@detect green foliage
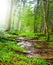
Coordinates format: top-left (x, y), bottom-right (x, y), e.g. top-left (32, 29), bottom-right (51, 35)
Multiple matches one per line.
top-left (9, 30), bottom-right (18, 35)
top-left (17, 61), bottom-right (27, 65)
top-left (0, 51), bottom-right (48, 65)
top-left (39, 36), bottom-right (46, 40)
top-left (19, 32), bottom-right (35, 38)
top-left (0, 45), bottom-right (3, 50)
top-left (32, 57), bottom-right (48, 65)
top-left (0, 31), bottom-right (5, 38)
top-left (20, 5), bottom-right (34, 32)
top-left (0, 0), bottom-right (53, 64)
top-left (0, 41), bottom-right (27, 53)
top-left (47, 42), bottom-right (53, 46)
top-left (0, 39), bottom-right (48, 65)
top-left (0, 31), bottom-right (18, 42)
top-left (50, 35), bottom-right (53, 40)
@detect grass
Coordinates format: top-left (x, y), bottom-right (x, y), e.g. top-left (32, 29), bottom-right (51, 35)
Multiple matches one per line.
top-left (32, 58), bottom-right (48, 65)
top-left (0, 51), bottom-right (48, 65)
top-left (0, 41), bottom-right (28, 53)
top-left (0, 31), bottom-right (50, 65)
top-left (0, 41), bottom-right (48, 65)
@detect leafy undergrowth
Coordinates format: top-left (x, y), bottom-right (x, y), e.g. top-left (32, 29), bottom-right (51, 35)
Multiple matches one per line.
top-left (0, 31), bottom-right (49, 65)
top-left (19, 32), bottom-right (36, 38)
top-left (0, 41), bottom-right (28, 53)
top-left (50, 35), bottom-right (53, 40)
top-left (0, 31), bottom-right (18, 41)
top-left (47, 42), bottom-right (53, 46)
top-left (39, 36), bottom-right (46, 41)
top-left (0, 41), bottom-right (48, 65)
top-left (0, 51), bottom-right (48, 65)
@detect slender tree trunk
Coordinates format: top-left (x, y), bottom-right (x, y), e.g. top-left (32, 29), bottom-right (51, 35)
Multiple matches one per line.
top-left (6, 0), bottom-right (13, 32)
top-left (46, 0), bottom-right (50, 41)
top-left (42, 0), bottom-right (49, 41)
top-left (34, 0), bottom-right (39, 33)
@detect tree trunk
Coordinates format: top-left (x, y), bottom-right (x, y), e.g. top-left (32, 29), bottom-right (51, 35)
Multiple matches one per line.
top-left (34, 0), bottom-right (39, 33)
top-left (6, 0), bottom-right (13, 32)
top-left (42, 0), bottom-right (49, 41)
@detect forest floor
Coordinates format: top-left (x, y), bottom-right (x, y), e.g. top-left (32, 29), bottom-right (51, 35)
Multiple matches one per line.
top-left (0, 33), bottom-right (53, 65)
top-left (16, 37), bottom-right (53, 65)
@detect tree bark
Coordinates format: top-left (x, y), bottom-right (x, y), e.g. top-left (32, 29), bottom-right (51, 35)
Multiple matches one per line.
top-left (42, 0), bottom-right (49, 41)
top-left (34, 0), bottom-right (39, 33)
top-left (6, 0), bottom-right (13, 32)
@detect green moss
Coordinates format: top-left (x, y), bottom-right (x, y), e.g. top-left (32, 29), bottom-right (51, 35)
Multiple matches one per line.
top-left (35, 45), bottom-right (42, 49)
